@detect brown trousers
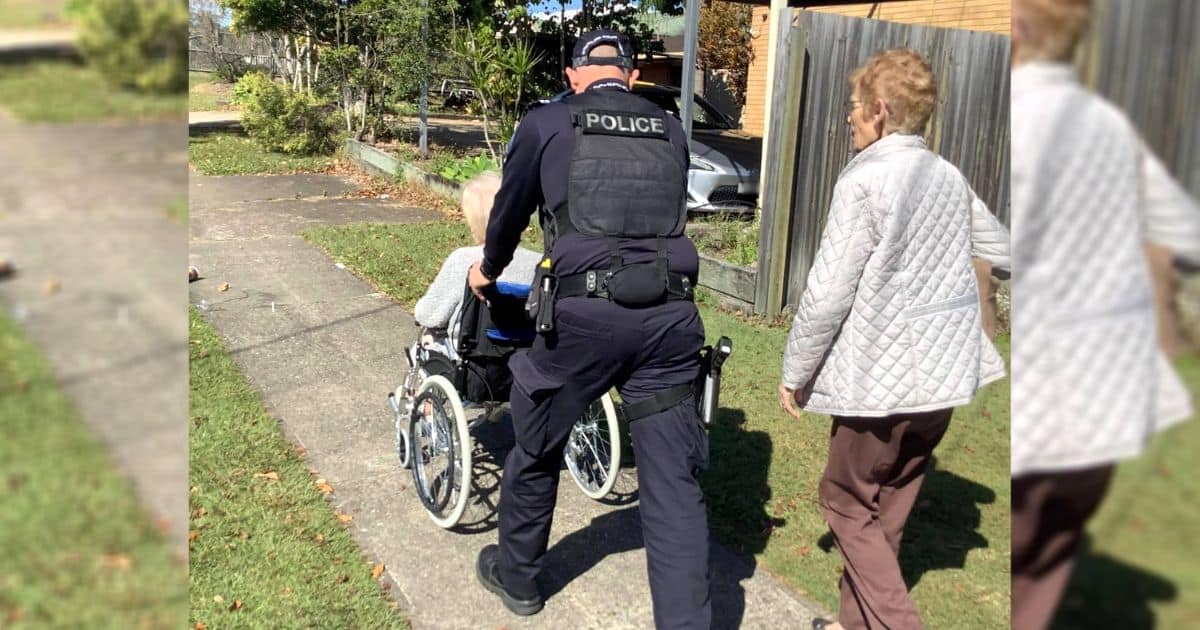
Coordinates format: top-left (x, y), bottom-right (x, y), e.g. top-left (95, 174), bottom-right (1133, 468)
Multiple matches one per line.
top-left (1011, 466), bottom-right (1116, 630)
top-left (818, 409), bottom-right (954, 630)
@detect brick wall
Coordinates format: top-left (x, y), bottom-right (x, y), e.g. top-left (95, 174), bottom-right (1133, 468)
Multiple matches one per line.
top-left (742, 0), bottom-right (1010, 136)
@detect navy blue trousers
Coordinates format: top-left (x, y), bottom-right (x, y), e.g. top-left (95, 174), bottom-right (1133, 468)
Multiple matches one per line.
top-left (498, 297), bottom-right (711, 629)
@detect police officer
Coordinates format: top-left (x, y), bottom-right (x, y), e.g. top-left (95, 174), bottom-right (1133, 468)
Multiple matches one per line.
top-left (468, 29), bottom-right (711, 629)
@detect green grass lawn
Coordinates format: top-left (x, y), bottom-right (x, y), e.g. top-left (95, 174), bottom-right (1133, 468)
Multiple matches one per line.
top-left (0, 61), bottom-right (184, 123)
top-left (189, 132), bottom-right (335, 176)
top-left (1054, 354), bottom-right (1200, 629)
top-left (188, 71), bottom-right (234, 113)
top-left (189, 309), bottom-right (407, 628)
top-left (0, 0), bottom-right (68, 28)
top-left (303, 220), bottom-right (1013, 628)
top-left (0, 311), bottom-right (185, 627)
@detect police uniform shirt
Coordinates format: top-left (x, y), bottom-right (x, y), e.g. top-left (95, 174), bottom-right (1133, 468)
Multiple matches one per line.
top-left (480, 79), bottom-right (701, 282)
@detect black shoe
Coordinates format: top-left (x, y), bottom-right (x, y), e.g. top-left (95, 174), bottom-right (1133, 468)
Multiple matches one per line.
top-left (476, 544), bottom-right (544, 616)
top-left (812, 618), bottom-right (835, 630)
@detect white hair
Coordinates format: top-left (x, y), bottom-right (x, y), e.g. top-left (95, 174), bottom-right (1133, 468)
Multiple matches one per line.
top-left (461, 171), bottom-right (502, 244)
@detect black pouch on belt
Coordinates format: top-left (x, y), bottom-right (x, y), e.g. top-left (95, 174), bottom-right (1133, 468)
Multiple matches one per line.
top-left (606, 263), bottom-right (668, 307)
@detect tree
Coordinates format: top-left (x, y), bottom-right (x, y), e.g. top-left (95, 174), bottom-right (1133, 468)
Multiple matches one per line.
top-left (450, 23), bottom-right (543, 164)
top-left (697, 0), bottom-right (752, 107)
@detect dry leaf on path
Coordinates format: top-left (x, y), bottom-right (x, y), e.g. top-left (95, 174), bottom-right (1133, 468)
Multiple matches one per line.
top-left (317, 482), bottom-right (334, 494)
top-left (99, 553), bottom-right (132, 571)
top-left (371, 563), bottom-right (385, 579)
top-left (43, 278), bottom-right (61, 295)
top-left (218, 282), bottom-right (230, 292)
top-left (336, 513), bottom-right (353, 523)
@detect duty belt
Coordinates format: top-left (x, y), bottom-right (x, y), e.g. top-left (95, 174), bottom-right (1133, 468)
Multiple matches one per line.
top-left (556, 269), bottom-right (695, 303)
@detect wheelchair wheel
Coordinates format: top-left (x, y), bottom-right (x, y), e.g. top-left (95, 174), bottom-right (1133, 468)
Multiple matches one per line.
top-left (565, 392), bottom-right (621, 500)
top-left (409, 375), bottom-right (472, 529)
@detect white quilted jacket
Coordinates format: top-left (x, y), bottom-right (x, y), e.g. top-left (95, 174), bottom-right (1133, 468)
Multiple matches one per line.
top-left (781, 133), bottom-right (1007, 417)
top-left (1011, 63), bottom-right (1194, 477)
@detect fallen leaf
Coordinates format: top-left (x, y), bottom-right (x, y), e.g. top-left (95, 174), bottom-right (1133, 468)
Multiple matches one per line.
top-left (197, 350), bottom-right (209, 359)
top-left (229, 600), bottom-right (243, 612)
top-left (194, 623), bottom-right (206, 630)
top-left (337, 513), bottom-right (353, 523)
top-left (188, 531), bottom-right (201, 542)
top-left (797, 546), bottom-right (811, 557)
top-left (43, 278), bottom-right (61, 295)
top-left (7, 608), bottom-right (23, 623)
top-left (253, 471), bottom-right (280, 481)
top-left (371, 563), bottom-right (385, 579)
top-left (336, 574), bottom-right (350, 584)
top-left (315, 533), bottom-right (325, 544)
top-left (213, 595), bottom-right (224, 604)
top-left (281, 587), bottom-right (293, 596)
top-left (218, 282), bottom-right (230, 292)
top-left (295, 446), bottom-right (307, 457)
top-left (100, 553), bottom-right (132, 571)
top-left (318, 482), bottom-right (334, 494)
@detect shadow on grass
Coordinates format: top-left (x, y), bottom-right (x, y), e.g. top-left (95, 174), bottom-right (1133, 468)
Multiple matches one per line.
top-left (814, 457), bottom-right (996, 589)
top-left (1051, 537), bottom-right (1178, 630)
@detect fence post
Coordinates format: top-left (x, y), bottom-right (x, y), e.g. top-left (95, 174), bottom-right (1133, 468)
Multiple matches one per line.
top-left (755, 11), bottom-right (806, 316)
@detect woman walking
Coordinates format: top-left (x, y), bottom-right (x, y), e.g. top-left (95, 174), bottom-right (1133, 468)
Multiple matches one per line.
top-left (778, 49), bottom-right (1007, 629)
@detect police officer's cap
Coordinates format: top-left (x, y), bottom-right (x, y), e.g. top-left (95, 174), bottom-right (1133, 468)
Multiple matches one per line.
top-left (572, 29), bottom-right (635, 70)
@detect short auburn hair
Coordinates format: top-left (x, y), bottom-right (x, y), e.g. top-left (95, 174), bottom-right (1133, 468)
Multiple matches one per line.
top-left (850, 48), bottom-right (937, 135)
top-left (1013, 0), bottom-right (1091, 63)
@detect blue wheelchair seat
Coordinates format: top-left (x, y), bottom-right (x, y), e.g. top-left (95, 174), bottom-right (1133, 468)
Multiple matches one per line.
top-left (485, 282), bottom-right (536, 344)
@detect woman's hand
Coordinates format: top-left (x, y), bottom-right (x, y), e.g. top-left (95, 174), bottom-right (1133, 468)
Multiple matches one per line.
top-left (779, 383), bottom-right (803, 419)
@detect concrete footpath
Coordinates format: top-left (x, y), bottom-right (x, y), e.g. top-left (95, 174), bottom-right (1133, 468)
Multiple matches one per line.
top-left (0, 118), bottom-right (190, 552)
top-left (188, 171), bottom-right (827, 629)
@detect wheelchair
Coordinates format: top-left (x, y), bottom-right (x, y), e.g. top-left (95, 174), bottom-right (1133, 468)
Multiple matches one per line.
top-left (388, 281), bottom-right (622, 529)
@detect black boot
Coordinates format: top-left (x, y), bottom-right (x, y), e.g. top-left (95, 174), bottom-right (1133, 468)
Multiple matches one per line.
top-left (476, 544), bottom-right (544, 616)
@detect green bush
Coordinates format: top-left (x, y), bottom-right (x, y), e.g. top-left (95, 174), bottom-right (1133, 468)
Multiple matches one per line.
top-left (73, 0), bottom-right (188, 93)
top-left (236, 71), bottom-right (338, 156)
top-left (439, 154), bottom-right (499, 183)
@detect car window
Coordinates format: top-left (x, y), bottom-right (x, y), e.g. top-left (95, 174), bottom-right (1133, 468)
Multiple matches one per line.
top-left (633, 89), bottom-right (731, 130)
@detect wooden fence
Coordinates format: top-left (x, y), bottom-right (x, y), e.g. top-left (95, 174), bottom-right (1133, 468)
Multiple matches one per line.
top-left (1078, 0), bottom-right (1200, 194)
top-left (757, 10), bottom-right (1011, 313)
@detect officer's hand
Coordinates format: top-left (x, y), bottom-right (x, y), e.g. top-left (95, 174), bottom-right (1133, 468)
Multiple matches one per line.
top-left (468, 261), bottom-right (493, 301)
top-left (779, 383), bottom-right (803, 420)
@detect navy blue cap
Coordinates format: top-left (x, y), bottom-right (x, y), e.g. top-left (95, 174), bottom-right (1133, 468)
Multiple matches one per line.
top-left (572, 29), bottom-right (635, 69)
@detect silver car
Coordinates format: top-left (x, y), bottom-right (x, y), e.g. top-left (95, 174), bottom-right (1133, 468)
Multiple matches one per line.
top-left (548, 82), bottom-right (761, 214)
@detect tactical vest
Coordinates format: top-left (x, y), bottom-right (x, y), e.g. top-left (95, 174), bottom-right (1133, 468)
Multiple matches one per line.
top-left (539, 89), bottom-right (693, 309)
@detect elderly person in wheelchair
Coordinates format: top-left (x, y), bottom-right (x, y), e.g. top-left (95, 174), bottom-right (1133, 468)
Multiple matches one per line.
top-left (413, 171), bottom-right (542, 353)
top-left (392, 172), bottom-right (623, 529)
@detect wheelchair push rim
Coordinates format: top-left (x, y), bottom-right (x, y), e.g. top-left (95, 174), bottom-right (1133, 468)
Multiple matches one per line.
top-left (409, 375), bottom-right (473, 529)
top-left (564, 392), bottom-right (621, 500)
